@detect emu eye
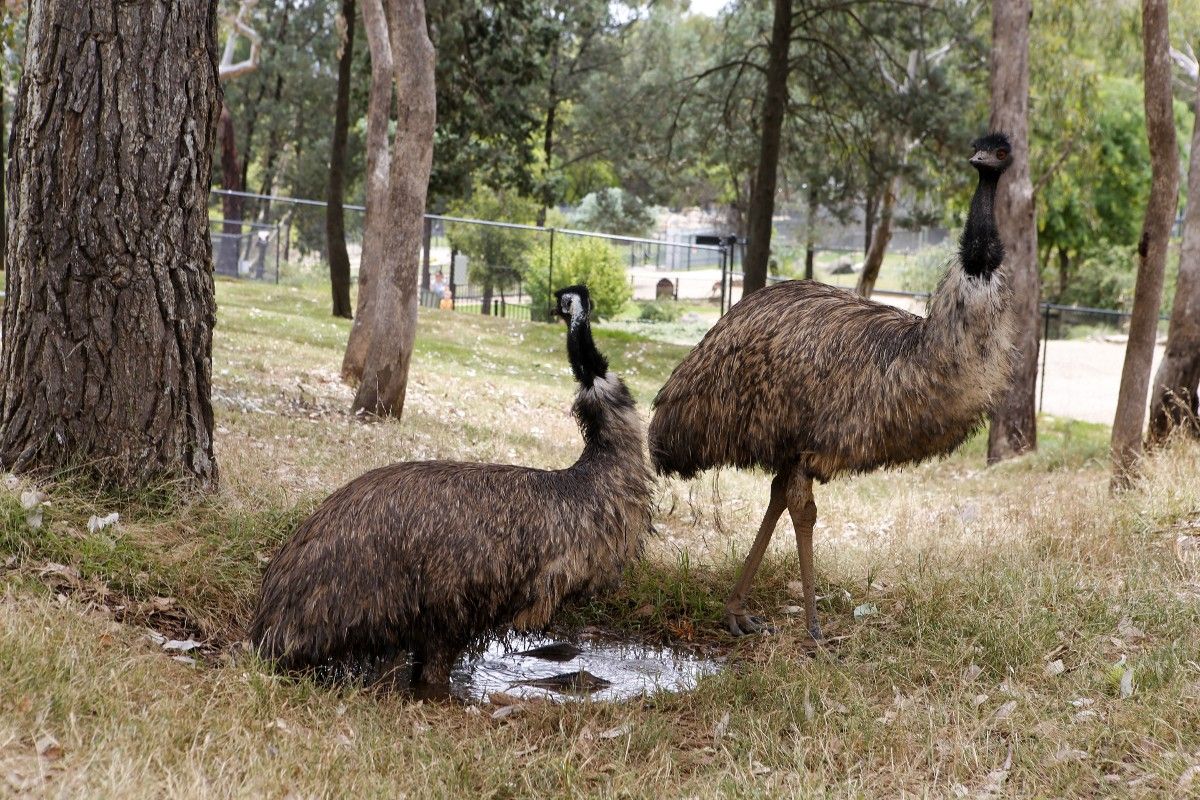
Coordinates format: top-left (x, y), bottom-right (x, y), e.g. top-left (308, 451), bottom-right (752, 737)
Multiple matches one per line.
top-left (996, 148), bottom-right (1008, 160)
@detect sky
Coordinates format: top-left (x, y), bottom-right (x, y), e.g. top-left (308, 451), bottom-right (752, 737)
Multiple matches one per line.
top-left (687, 0), bottom-right (729, 16)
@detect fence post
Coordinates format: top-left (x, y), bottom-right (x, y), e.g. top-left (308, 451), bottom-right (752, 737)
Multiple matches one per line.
top-left (275, 222), bottom-right (281, 284)
top-left (719, 245), bottom-right (728, 316)
top-left (421, 216), bottom-right (432, 292)
top-left (1039, 303), bottom-right (1050, 414)
top-left (547, 228), bottom-right (555, 322)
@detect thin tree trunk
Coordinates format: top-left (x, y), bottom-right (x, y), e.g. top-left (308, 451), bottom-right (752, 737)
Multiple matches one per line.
top-left (0, 0), bottom-right (220, 489)
top-left (536, 47), bottom-right (560, 228)
top-left (325, 0), bottom-right (356, 320)
top-left (342, 0), bottom-right (394, 382)
top-left (855, 175), bottom-right (898, 297)
top-left (741, 0), bottom-right (791, 298)
top-left (481, 282), bottom-right (494, 316)
top-left (1111, 0), bottom-right (1180, 488)
top-left (863, 191), bottom-right (876, 257)
top-left (217, 105), bottom-right (244, 276)
top-left (1, 80), bottom-right (6, 275)
top-left (986, 0), bottom-right (1041, 463)
top-left (804, 183), bottom-right (816, 280)
top-left (351, 0), bottom-right (436, 417)
top-left (1148, 74), bottom-right (1200, 441)
top-left (1056, 247), bottom-right (1070, 301)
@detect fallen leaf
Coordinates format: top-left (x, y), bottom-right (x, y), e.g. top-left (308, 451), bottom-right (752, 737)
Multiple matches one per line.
top-left (962, 664), bottom-right (983, 683)
top-left (780, 605), bottom-right (802, 615)
top-left (1045, 659), bottom-right (1065, 677)
top-left (1069, 697), bottom-right (1094, 708)
top-left (1072, 709), bottom-right (1099, 723)
top-left (488, 691), bottom-right (524, 707)
top-left (750, 760), bottom-right (771, 776)
top-left (1054, 748), bottom-right (1089, 762)
top-left (492, 704), bottom-right (524, 720)
top-left (972, 693), bottom-right (989, 707)
top-left (852, 602), bottom-right (878, 621)
top-left (1120, 668), bottom-right (1134, 699)
top-left (35, 735), bottom-right (62, 760)
top-left (171, 655), bottom-right (198, 666)
top-left (1117, 618), bottom-right (1146, 643)
top-left (162, 639), bottom-right (202, 652)
top-left (713, 711), bottom-right (730, 743)
top-left (20, 490), bottom-right (46, 510)
top-left (87, 512), bottom-right (120, 533)
top-left (599, 723), bottom-right (632, 740)
top-left (1178, 764), bottom-right (1200, 791)
top-left (786, 581), bottom-right (805, 598)
top-left (992, 700), bottom-right (1017, 721)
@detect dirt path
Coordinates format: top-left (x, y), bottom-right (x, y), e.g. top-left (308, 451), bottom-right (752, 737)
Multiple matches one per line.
top-left (1037, 339), bottom-right (1164, 425)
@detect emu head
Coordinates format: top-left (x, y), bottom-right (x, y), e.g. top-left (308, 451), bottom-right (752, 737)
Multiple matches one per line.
top-left (969, 132), bottom-right (1013, 176)
top-left (554, 284), bottom-right (593, 327)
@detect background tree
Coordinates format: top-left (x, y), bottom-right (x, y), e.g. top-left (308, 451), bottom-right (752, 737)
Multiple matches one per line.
top-left (1111, 0), bottom-right (1180, 488)
top-left (325, 0), bottom-right (357, 319)
top-left (0, 0), bottom-right (221, 488)
top-left (445, 189), bottom-right (539, 314)
top-left (569, 188), bottom-right (655, 236)
top-left (986, 0), bottom-right (1040, 462)
top-left (1149, 44), bottom-right (1200, 440)
top-left (352, 0), bottom-right (437, 418)
top-left (342, 0), bottom-right (394, 382)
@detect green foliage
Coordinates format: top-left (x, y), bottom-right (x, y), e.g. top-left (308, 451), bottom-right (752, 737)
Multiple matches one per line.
top-left (525, 235), bottom-right (631, 320)
top-left (637, 300), bottom-right (682, 323)
top-left (446, 188), bottom-right (540, 292)
top-left (898, 243), bottom-right (954, 295)
top-left (569, 188), bottom-right (655, 236)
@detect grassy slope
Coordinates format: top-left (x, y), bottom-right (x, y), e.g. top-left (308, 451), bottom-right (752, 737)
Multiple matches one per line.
top-left (1, 278), bottom-right (1199, 798)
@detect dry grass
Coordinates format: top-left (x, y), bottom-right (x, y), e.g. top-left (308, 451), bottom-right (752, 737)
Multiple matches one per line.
top-left (2, 278), bottom-right (1199, 798)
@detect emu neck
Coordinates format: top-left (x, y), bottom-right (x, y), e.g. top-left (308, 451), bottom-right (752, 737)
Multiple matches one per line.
top-left (566, 312), bottom-right (608, 387)
top-left (959, 171), bottom-right (1002, 278)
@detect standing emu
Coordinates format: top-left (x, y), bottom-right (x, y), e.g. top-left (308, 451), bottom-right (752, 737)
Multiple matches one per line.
top-left (648, 134), bottom-right (1015, 640)
top-left (250, 285), bottom-right (651, 691)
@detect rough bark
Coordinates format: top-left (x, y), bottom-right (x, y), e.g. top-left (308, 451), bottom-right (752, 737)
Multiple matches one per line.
top-left (1111, 0), bottom-right (1180, 488)
top-left (986, 0), bottom-right (1041, 463)
top-left (1148, 73), bottom-right (1200, 440)
top-left (741, 0), bottom-right (791, 298)
top-left (342, 0), bottom-right (394, 381)
top-left (325, 0), bottom-right (356, 320)
top-left (1, 83), bottom-right (6, 275)
top-left (0, 0), bottom-right (221, 488)
top-left (217, 104), bottom-right (244, 276)
top-left (351, 0), bottom-right (436, 417)
top-left (855, 175), bottom-right (898, 298)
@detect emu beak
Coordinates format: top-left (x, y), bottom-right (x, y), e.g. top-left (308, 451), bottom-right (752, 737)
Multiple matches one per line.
top-left (969, 151), bottom-right (986, 166)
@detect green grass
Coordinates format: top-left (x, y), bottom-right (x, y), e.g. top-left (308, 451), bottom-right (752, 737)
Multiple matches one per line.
top-left (2, 278), bottom-right (1199, 798)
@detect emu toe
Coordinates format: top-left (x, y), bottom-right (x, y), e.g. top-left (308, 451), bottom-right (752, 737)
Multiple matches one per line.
top-left (807, 619), bottom-right (823, 642)
top-left (726, 610), bottom-right (775, 637)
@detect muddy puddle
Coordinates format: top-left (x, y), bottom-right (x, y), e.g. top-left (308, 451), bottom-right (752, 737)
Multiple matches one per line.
top-left (451, 634), bottom-right (723, 703)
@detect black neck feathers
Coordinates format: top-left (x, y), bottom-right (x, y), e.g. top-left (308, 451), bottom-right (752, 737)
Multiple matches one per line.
top-left (959, 172), bottom-right (1003, 278)
top-left (555, 285), bottom-right (609, 387)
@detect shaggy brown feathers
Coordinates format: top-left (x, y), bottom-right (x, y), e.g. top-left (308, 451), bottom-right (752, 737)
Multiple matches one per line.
top-left (250, 286), bottom-right (651, 688)
top-left (649, 267), bottom-right (1014, 482)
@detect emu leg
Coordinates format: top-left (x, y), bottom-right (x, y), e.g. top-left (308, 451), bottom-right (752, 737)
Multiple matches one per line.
top-left (411, 644), bottom-right (457, 700)
top-left (786, 472), bottom-right (821, 640)
top-left (725, 472), bottom-right (789, 636)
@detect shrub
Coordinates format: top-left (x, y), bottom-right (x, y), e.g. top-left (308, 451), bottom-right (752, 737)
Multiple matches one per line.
top-left (569, 188), bottom-right (655, 237)
top-left (526, 236), bottom-right (631, 320)
top-left (638, 300), bottom-right (682, 323)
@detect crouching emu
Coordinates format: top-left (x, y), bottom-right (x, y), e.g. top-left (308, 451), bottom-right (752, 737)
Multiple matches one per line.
top-left (249, 285), bottom-right (652, 691)
top-left (648, 133), bottom-right (1016, 640)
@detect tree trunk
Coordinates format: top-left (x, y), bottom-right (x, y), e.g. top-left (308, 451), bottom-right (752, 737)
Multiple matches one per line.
top-left (741, 0), bottom-right (791, 298)
top-left (855, 175), bottom-right (897, 297)
top-left (1, 80), bottom-right (6, 275)
top-left (863, 191), bottom-right (876, 257)
top-left (986, 0), bottom-right (1041, 463)
top-left (481, 282), bottom-right (494, 316)
top-left (217, 105), bottom-right (244, 276)
top-left (1056, 247), bottom-right (1070, 302)
top-left (0, 0), bottom-right (220, 489)
top-left (1111, 0), bottom-right (1180, 488)
top-left (1147, 73), bottom-right (1200, 441)
top-left (804, 184), bottom-right (816, 280)
top-left (351, 0), bottom-right (436, 417)
top-left (536, 46), bottom-right (560, 228)
top-left (325, 0), bottom-right (356, 320)
top-left (342, 0), bottom-right (394, 382)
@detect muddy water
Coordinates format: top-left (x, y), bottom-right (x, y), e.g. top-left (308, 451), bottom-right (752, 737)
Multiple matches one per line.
top-left (450, 633), bottom-right (722, 703)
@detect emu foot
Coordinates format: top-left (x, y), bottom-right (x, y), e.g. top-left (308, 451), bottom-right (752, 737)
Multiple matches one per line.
top-left (726, 608), bottom-right (774, 637)
top-left (807, 619), bottom-right (823, 642)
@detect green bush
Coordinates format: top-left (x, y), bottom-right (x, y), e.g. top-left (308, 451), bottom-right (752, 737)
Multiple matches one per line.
top-left (526, 236), bottom-right (632, 320)
top-left (570, 188), bottom-right (655, 237)
top-left (638, 300), bottom-right (682, 322)
top-left (898, 243), bottom-right (953, 294)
